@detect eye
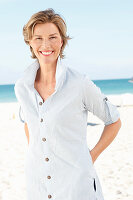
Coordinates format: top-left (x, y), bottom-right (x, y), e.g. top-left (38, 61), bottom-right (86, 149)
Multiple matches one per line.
top-left (36, 37), bottom-right (42, 40)
top-left (50, 36), bottom-right (56, 39)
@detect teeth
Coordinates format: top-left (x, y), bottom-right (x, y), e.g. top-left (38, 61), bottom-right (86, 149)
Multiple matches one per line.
top-left (41, 51), bottom-right (53, 55)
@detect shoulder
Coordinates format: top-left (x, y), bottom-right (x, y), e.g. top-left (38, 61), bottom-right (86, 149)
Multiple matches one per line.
top-left (14, 77), bottom-right (25, 94)
top-left (66, 65), bottom-right (83, 82)
top-left (14, 78), bottom-right (23, 90)
top-left (65, 64), bottom-right (101, 98)
top-left (14, 60), bottom-right (37, 91)
top-left (66, 65), bottom-right (93, 87)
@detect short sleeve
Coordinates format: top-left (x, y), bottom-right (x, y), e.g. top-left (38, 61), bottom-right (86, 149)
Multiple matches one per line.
top-left (19, 106), bottom-right (25, 123)
top-left (82, 75), bottom-right (120, 125)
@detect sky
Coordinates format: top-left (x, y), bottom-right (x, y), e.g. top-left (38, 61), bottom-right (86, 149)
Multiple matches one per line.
top-left (0, 0), bottom-right (133, 84)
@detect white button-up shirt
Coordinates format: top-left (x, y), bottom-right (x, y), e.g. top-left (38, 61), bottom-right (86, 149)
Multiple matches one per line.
top-left (14, 57), bottom-right (120, 200)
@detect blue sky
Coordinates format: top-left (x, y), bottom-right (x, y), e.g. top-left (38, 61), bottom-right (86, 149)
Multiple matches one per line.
top-left (0, 0), bottom-right (133, 84)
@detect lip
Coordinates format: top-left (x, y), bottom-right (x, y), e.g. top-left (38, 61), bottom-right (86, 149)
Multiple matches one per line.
top-left (40, 51), bottom-right (54, 56)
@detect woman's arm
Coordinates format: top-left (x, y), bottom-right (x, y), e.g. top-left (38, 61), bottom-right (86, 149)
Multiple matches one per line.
top-left (24, 123), bottom-right (29, 145)
top-left (90, 118), bottom-right (122, 163)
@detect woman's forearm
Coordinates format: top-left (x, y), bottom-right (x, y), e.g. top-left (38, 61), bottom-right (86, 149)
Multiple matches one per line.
top-left (90, 118), bottom-right (122, 163)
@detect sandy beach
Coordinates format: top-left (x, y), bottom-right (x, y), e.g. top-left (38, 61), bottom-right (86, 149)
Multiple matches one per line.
top-left (0, 94), bottom-right (133, 200)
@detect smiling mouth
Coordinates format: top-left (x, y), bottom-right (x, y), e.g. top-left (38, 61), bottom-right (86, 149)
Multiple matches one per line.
top-left (40, 51), bottom-right (54, 56)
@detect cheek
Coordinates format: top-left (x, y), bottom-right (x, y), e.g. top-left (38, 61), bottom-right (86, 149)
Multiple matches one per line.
top-left (31, 43), bottom-right (38, 51)
top-left (53, 41), bottom-right (62, 50)
top-left (32, 44), bottom-right (39, 50)
top-left (31, 44), bottom-right (40, 57)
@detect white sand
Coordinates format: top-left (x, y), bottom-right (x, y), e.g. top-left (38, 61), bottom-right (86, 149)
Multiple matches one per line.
top-left (0, 94), bottom-right (133, 200)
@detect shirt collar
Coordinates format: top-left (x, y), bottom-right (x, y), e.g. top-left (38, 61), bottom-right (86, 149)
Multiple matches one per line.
top-left (23, 56), bottom-right (67, 92)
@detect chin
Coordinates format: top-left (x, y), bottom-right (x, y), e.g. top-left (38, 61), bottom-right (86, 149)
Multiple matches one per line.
top-left (39, 57), bottom-right (57, 64)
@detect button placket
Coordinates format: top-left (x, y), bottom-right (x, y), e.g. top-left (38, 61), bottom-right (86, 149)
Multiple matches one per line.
top-left (35, 93), bottom-right (54, 198)
top-left (38, 96), bottom-right (44, 123)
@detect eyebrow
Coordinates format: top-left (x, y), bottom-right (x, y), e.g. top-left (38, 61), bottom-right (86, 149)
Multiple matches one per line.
top-left (33, 33), bottom-right (58, 37)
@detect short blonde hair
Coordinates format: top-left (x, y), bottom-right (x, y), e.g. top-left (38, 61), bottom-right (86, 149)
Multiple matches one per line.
top-left (23, 8), bottom-right (72, 59)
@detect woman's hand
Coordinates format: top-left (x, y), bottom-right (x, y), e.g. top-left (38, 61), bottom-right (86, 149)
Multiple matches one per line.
top-left (89, 149), bottom-right (97, 164)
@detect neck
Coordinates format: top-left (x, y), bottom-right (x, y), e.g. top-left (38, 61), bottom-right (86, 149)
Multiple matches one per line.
top-left (36, 59), bottom-right (58, 85)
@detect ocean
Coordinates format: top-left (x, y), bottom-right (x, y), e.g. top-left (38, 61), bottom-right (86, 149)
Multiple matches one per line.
top-left (0, 78), bottom-right (132, 103)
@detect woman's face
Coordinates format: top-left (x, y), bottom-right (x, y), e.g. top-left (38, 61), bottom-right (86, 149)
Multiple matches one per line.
top-left (29, 22), bottom-right (63, 64)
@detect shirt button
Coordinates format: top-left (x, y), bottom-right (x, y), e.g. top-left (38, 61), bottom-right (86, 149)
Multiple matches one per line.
top-left (47, 175), bottom-right (51, 179)
top-left (39, 102), bottom-right (43, 105)
top-left (40, 118), bottom-right (43, 122)
top-left (48, 194), bottom-right (52, 198)
top-left (45, 157), bottom-right (49, 162)
top-left (42, 137), bottom-right (46, 142)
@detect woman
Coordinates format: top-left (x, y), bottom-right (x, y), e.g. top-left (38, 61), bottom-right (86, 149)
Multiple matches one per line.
top-left (14, 8), bottom-right (121, 200)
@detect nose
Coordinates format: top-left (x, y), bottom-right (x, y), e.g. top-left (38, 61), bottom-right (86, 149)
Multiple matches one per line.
top-left (41, 39), bottom-right (51, 48)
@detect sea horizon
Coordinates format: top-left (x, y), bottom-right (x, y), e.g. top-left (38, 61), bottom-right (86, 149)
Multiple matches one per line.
top-left (0, 78), bottom-right (132, 103)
